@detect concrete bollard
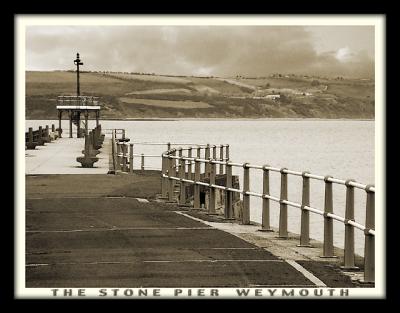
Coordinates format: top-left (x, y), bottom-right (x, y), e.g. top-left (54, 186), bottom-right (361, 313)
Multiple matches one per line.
top-left (242, 163), bottom-right (251, 225)
top-left (278, 168), bottom-right (288, 238)
top-left (219, 145), bottom-right (224, 174)
top-left (141, 154), bottom-right (145, 172)
top-left (44, 125), bottom-right (51, 142)
top-left (342, 179), bottom-right (359, 269)
top-left (363, 185), bottom-right (375, 283)
top-left (224, 162), bottom-right (233, 219)
top-left (129, 144), bottom-right (134, 173)
top-left (179, 157), bottom-right (186, 206)
top-left (194, 158), bottom-right (201, 209)
top-left (81, 131), bottom-right (100, 157)
top-left (208, 160), bottom-right (216, 214)
top-left (321, 176), bottom-right (336, 257)
top-left (298, 171), bottom-right (312, 246)
top-left (259, 165), bottom-right (272, 231)
top-left (76, 134), bottom-right (99, 168)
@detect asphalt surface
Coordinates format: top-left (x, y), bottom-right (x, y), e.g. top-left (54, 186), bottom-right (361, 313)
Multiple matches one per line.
top-left (26, 173), bottom-right (318, 288)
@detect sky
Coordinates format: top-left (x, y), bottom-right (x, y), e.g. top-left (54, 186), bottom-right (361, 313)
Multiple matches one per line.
top-left (26, 25), bottom-right (375, 78)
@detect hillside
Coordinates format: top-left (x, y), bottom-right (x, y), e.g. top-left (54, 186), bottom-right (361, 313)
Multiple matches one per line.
top-left (25, 71), bottom-right (375, 119)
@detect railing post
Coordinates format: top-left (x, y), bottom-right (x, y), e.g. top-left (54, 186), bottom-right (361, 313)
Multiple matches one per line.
top-left (298, 171), bottom-right (312, 246)
top-left (224, 162), bottom-right (233, 219)
top-left (342, 179), bottom-right (359, 269)
top-left (168, 151), bottom-right (175, 202)
top-left (242, 163), bottom-right (250, 225)
top-left (363, 185), bottom-right (375, 283)
top-left (219, 145), bottom-right (224, 174)
top-left (167, 142), bottom-right (171, 151)
top-left (205, 144), bottom-right (210, 177)
top-left (278, 168), bottom-right (288, 238)
top-left (259, 165), bottom-right (272, 231)
top-left (212, 145), bottom-right (217, 161)
top-left (129, 143), bottom-right (134, 173)
top-left (188, 147), bottom-right (193, 180)
top-left (122, 129), bottom-right (126, 140)
top-left (179, 154), bottom-right (187, 206)
top-left (161, 153), bottom-right (168, 198)
top-left (197, 146), bottom-right (201, 177)
top-left (321, 176), bottom-right (337, 257)
top-left (141, 154), bottom-right (145, 172)
top-left (116, 142), bottom-right (122, 171)
top-left (225, 144), bottom-right (230, 162)
top-left (208, 160), bottom-right (216, 214)
top-left (194, 158), bottom-right (201, 209)
top-left (122, 143), bottom-right (127, 172)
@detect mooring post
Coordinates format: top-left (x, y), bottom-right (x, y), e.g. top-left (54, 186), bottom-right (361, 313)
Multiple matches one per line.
top-left (278, 168), bottom-right (288, 238)
top-left (194, 158), bottom-right (201, 209)
top-left (219, 145), bottom-right (224, 174)
top-left (363, 185), bottom-right (375, 283)
top-left (208, 159), bottom-right (216, 214)
top-left (84, 111), bottom-right (89, 136)
top-left (179, 155), bottom-right (186, 206)
top-left (205, 144), bottom-right (210, 177)
top-left (259, 165), bottom-right (272, 231)
top-left (298, 171), bottom-right (312, 246)
top-left (342, 179), bottom-right (359, 269)
top-left (224, 162), bottom-right (233, 219)
top-left (322, 176), bottom-right (336, 257)
top-left (242, 163), bottom-right (251, 225)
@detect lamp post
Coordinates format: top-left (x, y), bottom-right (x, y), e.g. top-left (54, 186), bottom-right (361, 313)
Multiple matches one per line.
top-left (74, 53), bottom-right (83, 97)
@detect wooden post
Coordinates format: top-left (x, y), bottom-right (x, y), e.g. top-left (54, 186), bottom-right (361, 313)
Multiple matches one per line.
top-left (58, 110), bottom-right (62, 138)
top-left (141, 154), bottom-right (145, 172)
top-left (168, 151), bottom-right (175, 202)
top-left (342, 179), bottom-right (359, 269)
top-left (69, 111), bottom-right (73, 138)
top-left (321, 176), bottom-right (336, 257)
top-left (194, 158), bottom-right (201, 209)
top-left (259, 165), bottom-right (272, 231)
top-left (179, 156), bottom-right (186, 206)
top-left (208, 160), bottom-right (216, 214)
top-left (129, 144), bottom-right (134, 173)
top-left (298, 171), bottom-right (312, 246)
top-left (224, 162), bottom-right (233, 219)
top-left (205, 144), bottom-right (210, 177)
top-left (188, 147), bottom-right (193, 180)
top-left (278, 168), bottom-right (288, 238)
top-left (363, 185), bottom-right (375, 283)
top-left (242, 163), bottom-right (250, 225)
top-left (219, 145), bottom-right (224, 174)
top-left (122, 144), bottom-right (127, 172)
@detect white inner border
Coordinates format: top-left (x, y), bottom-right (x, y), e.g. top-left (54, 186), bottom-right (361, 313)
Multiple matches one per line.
top-left (15, 14), bottom-right (385, 299)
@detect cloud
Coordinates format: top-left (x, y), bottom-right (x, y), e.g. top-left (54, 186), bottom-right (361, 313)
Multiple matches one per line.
top-left (26, 26), bottom-right (374, 78)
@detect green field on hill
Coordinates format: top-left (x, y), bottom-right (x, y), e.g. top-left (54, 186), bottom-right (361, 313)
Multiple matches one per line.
top-left (25, 71), bottom-right (375, 119)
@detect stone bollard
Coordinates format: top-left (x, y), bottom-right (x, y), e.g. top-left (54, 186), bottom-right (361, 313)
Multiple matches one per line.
top-left (77, 133), bottom-right (99, 168)
top-left (81, 131), bottom-right (100, 157)
top-left (26, 127), bottom-right (38, 150)
top-left (37, 126), bottom-right (45, 146)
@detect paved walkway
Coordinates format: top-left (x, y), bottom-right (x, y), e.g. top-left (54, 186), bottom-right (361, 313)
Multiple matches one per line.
top-left (25, 137), bottom-right (110, 175)
top-left (25, 173), bottom-right (361, 288)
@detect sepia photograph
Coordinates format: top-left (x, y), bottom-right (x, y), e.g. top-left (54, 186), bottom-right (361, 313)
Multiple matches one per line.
top-left (16, 14), bottom-right (384, 298)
